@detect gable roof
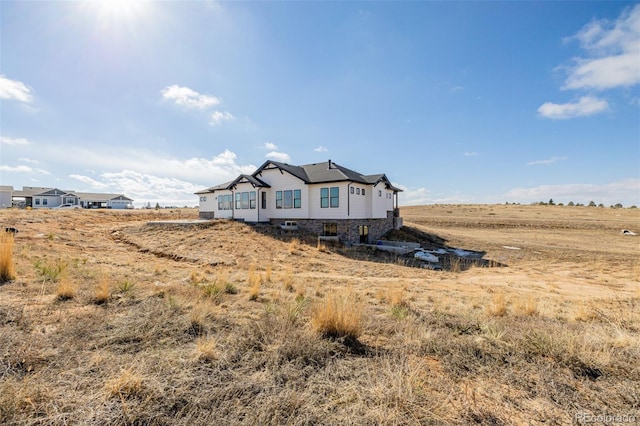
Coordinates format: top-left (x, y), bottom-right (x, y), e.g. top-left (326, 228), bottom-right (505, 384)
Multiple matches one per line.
top-left (254, 160), bottom-right (403, 191)
top-left (195, 174), bottom-right (271, 195)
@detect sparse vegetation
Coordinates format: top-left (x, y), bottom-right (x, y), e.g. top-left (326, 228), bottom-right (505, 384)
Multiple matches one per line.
top-left (0, 206), bottom-right (638, 424)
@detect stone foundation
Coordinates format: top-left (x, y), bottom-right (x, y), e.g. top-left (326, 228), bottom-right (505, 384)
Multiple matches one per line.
top-left (199, 211), bottom-right (215, 219)
top-left (269, 211), bottom-right (395, 244)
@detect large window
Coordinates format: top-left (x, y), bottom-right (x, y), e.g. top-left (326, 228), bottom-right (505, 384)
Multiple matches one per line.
top-left (323, 223), bottom-right (337, 236)
top-left (218, 194), bottom-right (232, 210)
top-left (233, 191), bottom-right (256, 210)
top-left (277, 189), bottom-right (301, 209)
top-left (321, 187), bottom-right (339, 208)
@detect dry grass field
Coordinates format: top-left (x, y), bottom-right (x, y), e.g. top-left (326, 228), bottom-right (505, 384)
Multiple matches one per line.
top-left (1, 205), bottom-right (638, 425)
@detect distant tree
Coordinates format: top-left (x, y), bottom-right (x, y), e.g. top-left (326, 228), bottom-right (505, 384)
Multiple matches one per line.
top-left (557, 202), bottom-right (564, 206)
top-left (630, 205), bottom-right (638, 209)
top-left (588, 201), bottom-right (596, 207)
top-left (614, 203), bottom-right (623, 209)
top-left (576, 203), bottom-right (584, 206)
top-left (568, 201), bottom-right (575, 206)
top-left (598, 203), bottom-right (605, 208)
top-left (155, 202), bottom-right (160, 210)
top-left (548, 199), bottom-right (555, 205)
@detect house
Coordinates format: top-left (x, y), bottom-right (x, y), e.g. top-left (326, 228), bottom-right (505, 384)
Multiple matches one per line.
top-left (7, 186), bottom-right (134, 209)
top-left (195, 159), bottom-right (403, 243)
top-left (0, 186), bottom-right (13, 209)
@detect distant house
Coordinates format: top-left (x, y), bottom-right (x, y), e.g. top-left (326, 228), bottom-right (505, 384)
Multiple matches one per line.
top-left (195, 159), bottom-right (403, 243)
top-left (0, 186), bottom-right (13, 209)
top-left (7, 186), bottom-right (134, 209)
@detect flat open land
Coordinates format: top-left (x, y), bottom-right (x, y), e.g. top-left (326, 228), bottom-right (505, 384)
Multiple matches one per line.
top-left (1, 205), bottom-right (639, 425)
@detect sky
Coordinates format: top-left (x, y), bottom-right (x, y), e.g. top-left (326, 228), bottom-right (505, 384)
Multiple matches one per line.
top-left (1, 1), bottom-right (639, 207)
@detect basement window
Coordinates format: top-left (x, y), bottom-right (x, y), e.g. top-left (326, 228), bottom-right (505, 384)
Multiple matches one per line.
top-left (323, 222), bottom-right (337, 237)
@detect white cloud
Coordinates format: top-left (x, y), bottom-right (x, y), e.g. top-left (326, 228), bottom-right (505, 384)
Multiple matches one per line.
top-left (526, 156), bottom-right (566, 166)
top-left (266, 151), bottom-right (291, 163)
top-left (19, 157), bottom-right (39, 164)
top-left (450, 86), bottom-right (464, 92)
top-left (538, 96), bottom-right (609, 119)
top-left (395, 183), bottom-right (473, 206)
top-left (0, 136), bottom-right (30, 145)
top-left (161, 85), bottom-right (220, 109)
top-left (263, 142), bottom-right (278, 150)
top-left (504, 179), bottom-right (640, 206)
top-left (0, 75), bottom-right (33, 103)
top-left (0, 164), bottom-right (49, 175)
top-left (69, 174), bottom-right (110, 189)
top-left (563, 4), bottom-right (640, 90)
top-left (314, 145), bottom-right (328, 153)
top-left (464, 152), bottom-right (479, 157)
top-left (209, 111), bottom-right (234, 126)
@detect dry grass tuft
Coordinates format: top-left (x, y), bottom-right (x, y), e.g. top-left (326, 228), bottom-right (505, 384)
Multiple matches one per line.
top-left (486, 292), bottom-right (507, 317)
top-left (94, 275), bottom-right (110, 304)
top-left (282, 266), bottom-right (294, 292)
top-left (264, 264), bottom-right (272, 282)
top-left (105, 369), bottom-right (144, 399)
top-left (0, 232), bottom-right (16, 283)
top-left (311, 291), bottom-right (363, 339)
top-left (288, 238), bottom-right (300, 255)
top-left (196, 336), bottom-right (219, 362)
top-left (513, 295), bottom-right (538, 316)
top-left (56, 277), bottom-right (76, 300)
top-left (248, 264), bottom-right (261, 300)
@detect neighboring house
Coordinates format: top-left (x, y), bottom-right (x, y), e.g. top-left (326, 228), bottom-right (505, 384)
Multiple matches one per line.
top-left (0, 186), bottom-right (13, 209)
top-left (196, 159), bottom-right (403, 243)
top-left (7, 186), bottom-right (134, 209)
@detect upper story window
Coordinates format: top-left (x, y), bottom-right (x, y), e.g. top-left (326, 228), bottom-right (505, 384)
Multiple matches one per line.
top-left (378, 190), bottom-right (382, 197)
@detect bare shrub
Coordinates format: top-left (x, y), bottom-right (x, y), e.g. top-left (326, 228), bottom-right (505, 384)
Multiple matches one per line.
top-left (486, 292), bottom-right (507, 317)
top-left (105, 369), bottom-right (144, 399)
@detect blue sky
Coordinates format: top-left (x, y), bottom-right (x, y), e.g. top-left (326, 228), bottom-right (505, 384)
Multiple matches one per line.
top-left (1, 1), bottom-right (639, 207)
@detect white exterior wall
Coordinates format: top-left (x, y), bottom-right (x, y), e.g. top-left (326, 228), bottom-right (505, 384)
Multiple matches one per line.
top-left (371, 182), bottom-right (394, 218)
top-left (33, 195), bottom-right (63, 209)
top-left (0, 191), bottom-right (12, 209)
top-left (308, 182), bottom-right (350, 219)
top-left (257, 169), bottom-right (309, 220)
top-left (346, 183), bottom-right (371, 219)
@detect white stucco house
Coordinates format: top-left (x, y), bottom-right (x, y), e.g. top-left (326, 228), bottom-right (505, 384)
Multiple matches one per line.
top-left (7, 186), bottom-right (134, 209)
top-left (195, 159), bottom-right (403, 243)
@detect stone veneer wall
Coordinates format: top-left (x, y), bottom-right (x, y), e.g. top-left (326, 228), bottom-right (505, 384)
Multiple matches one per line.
top-left (269, 211), bottom-right (395, 244)
top-left (199, 211), bottom-right (216, 219)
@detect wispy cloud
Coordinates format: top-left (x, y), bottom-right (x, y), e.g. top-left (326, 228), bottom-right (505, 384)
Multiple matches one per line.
top-left (0, 164), bottom-right (49, 175)
top-left (314, 145), bottom-right (328, 153)
top-left (209, 111), bottom-right (234, 126)
top-left (563, 4), bottom-right (640, 90)
top-left (161, 85), bottom-right (220, 109)
top-left (69, 174), bottom-right (110, 189)
top-left (0, 75), bottom-right (33, 103)
top-left (464, 151), bottom-right (479, 157)
top-left (538, 96), bottom-right (609, 119)
top-left (450, 85), bottom-right (464, 92)
top-left (539, 5), bottom-right (639, 118)
top-left (526, 156), bottom-right (567, 166)
top-left (19, 157), bottom-right (39, 164)
top-left (0, 136), bottom-right (30, 145)
top-left (266, 151), bottom-right (291, 163)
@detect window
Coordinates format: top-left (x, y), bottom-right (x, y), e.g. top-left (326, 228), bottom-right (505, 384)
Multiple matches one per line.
top-left (323, 223), bottom-right (337, 236)
top-left (276, 191), bottom-right (283, 209)
top-left (330, 187), bottom-right (339, 208)
top-left (235, 193), bottom-right (242, 210)
top-left (35, 198), bottom-right (41, 205)
top-left (242, 192), bottom-right (249, 209)
top-left (200, 196), bottom-right (207, 202)
top-left (43, 198), bottom-right (48, 206)
top-left (320, 188), bottom-right (329, 208)
top-left (283, 190), bottom-right (293, 209)
top-left (350, 187), bottom-right (354, 194)
top-left (356, 188), bottom-right (360, 195)
top-left (218, 194), bottom-right (232, 210)
top-left (261, 192), bottom-right (267, 209)
top-left (378, 190), bottom-right (382, 197)
top-left (362, 189), bottom-right (365, 196)
top-left (250, 191), bottom-right (256, 209)
top-left (294, 190), bottom-right (301, 208)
